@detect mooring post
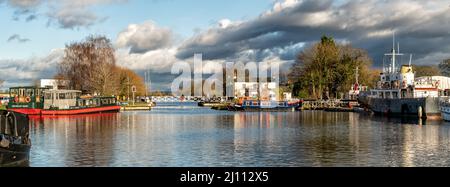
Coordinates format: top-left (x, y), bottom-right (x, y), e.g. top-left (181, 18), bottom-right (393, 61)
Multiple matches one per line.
top-left (418, 106), bottom-right (423, 119)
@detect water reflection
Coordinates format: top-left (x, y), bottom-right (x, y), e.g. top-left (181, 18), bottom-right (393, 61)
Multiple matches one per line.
top-left (28, 106), bottom-right (450, 167)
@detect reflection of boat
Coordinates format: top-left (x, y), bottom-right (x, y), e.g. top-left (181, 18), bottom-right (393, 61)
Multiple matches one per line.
top-left (0, 110), bottom-right (31, 167)
top-left (7, 87), bottom-right (121, 116)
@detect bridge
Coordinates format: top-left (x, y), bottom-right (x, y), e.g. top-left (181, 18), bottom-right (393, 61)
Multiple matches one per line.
top-left (150, 96), bottom-right (226, 103)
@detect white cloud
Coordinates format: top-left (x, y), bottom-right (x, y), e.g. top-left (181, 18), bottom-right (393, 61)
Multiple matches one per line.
top-left (116, 21), bottom-right (173, 54)
top-left (115, 48), bottom-right (179, 72)
top-left (0, 48), bottom-right (64, 87)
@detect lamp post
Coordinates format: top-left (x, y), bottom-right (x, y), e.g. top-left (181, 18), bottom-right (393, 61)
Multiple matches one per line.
top-left (131, 85), bottom-right (136, 106)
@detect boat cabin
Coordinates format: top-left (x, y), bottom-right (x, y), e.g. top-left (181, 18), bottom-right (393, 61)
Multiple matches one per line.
top-left (369, 63), bottom-right (441, 99)
top-left (8, 87), bottom-right (118, 110)
top-left (43, 90), bottom-right (81, 110)
top-left (43, 90), bottom-right (118, 110)
top-left (242, 100), bottom-right (290, 109)
top-left (8, 87), bottom-right (48, 109)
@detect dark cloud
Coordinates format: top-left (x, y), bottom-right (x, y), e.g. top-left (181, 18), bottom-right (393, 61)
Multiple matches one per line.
top-left (1, 0), bottom-right (127, 29)
top-left (5, 0), bottom-right (42, 9)
top-left (46, 8), bottom-right (100, 29)
top-left (7, 34), bottom-right (31, 43)
top-left (3, 0), bottom-right (41, 22)
top-left (25, 14), bottom-right (37, 21)
top-left (177, 0), bottom-right (450, 66)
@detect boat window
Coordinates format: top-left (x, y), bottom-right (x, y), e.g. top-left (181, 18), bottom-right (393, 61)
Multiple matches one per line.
top-left (393, 92), bottom-right (398, 99)
top-left (59, 93), bottom-right (66, 99)
top-left (19, 89), bottom-right (24, 97)
top-left (26, 89), bottom-right (35, 97)
top-left (10, 89), bottom-right (18, 98)
top-left (386, 92), bottom-right (391, 99)
top-left (45, 93), bottom-right (51, 100)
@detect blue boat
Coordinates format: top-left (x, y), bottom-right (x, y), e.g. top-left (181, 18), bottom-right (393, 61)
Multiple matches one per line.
top-left (229, 100), bottom-right (299, 112)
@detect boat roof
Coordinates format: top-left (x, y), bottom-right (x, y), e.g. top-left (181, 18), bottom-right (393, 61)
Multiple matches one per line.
top-left (9, 86), bottom-right (47, 89)
top-left (43, 90), bottom-right (82, 94)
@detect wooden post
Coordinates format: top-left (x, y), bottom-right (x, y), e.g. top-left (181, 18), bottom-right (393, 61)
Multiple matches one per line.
top-left (418, 106), bottom-right (423, 119)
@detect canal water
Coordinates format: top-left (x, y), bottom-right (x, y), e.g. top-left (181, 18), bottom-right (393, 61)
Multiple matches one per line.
top-left (29, 102), bottom-right (450, 167)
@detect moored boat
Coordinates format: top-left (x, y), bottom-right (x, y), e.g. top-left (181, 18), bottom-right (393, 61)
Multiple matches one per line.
top-left (0, 110), bottom-right (31, 167)
top-left (7, 87), bottom-right (121, 116)
top-left (229, 99), bottom-right (299, 112)
top-left (440, 99), bottom-right (450, 121)
top-left (358, 35), bottom-right (450, 119)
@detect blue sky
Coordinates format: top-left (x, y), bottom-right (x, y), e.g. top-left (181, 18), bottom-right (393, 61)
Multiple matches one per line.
top-left (0, 0), bottom-right (273, 59)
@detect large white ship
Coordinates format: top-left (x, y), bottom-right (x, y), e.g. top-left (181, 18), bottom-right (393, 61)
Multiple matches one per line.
top-left (359, 35), bottom-right (450, 119)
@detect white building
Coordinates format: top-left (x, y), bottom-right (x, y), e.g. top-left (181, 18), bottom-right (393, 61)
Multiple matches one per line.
top-left (40, 79), bottom-right (70, 90)
top-left (283, 92), bottom-right (292, 101)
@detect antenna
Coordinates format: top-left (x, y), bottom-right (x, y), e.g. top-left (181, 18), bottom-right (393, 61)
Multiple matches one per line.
top-left (392, 31), bottom-right (396, 73)
top-left (409, 54), bottom-right (413, 66)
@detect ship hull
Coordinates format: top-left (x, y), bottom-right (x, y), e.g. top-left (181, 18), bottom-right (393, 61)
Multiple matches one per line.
top-left (9, 105), bottom-right (121, 116)
top-left (1, 111), bottom-right (31, 167)
top-left (360, 96), bottom-right (440, 119)
top-left (0, 144), bottom-right (31, 167)
top-left (440, 106), bottom-right (450, 121)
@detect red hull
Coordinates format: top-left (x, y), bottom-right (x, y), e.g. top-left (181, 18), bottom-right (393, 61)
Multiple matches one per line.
top-left (9, 106), bottom-right (121, 116)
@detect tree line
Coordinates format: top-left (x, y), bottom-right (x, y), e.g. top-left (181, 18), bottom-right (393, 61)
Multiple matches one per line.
top-left (57, 35), bottom-right (146, 98)
top-left (289, 36), bottom-right (378, 99)
top-left (289, 35), bottom-right (450, 99)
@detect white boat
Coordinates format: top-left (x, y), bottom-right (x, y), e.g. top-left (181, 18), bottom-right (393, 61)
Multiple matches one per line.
top-left (440, 99), bottom-right (450, 121)
top-left (358, 33), bottom-right (450, 119)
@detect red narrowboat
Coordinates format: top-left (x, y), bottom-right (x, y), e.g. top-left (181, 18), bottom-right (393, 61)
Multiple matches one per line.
top-left (7, 87), bottom-right (121, 116)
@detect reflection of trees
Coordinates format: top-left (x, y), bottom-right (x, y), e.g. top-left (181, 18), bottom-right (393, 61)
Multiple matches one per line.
top-left (232, 112), bottom-right (306, 166)
top-left (29, 114), bottom-right (119, 166)
top-left (300, 111), bottom-right (368, 166)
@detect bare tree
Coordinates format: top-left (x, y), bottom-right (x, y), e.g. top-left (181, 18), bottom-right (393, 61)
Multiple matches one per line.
top-left (58, 35), bottom-right (118, 95)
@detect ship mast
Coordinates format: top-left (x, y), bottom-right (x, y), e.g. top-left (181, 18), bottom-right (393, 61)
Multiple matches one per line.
top-left (392, 33), bottom-right (396, 73)
top-left (385, 31), bottom-right (404, 74)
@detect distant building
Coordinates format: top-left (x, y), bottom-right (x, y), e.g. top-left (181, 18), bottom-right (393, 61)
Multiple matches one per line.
top-left (234, 82), bottom-right (278, 101)
top-left (40, 79), bottom-right (70, 90)
top-left (283, 92), bottom-right (292, 101)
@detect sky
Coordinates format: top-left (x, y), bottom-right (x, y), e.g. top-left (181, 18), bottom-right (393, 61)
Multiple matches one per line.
top-left (1, 0), bottom-right (450, 91)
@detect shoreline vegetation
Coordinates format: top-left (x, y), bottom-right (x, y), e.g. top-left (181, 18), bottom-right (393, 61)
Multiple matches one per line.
top-left (288, 36), bottom-right (450, 100)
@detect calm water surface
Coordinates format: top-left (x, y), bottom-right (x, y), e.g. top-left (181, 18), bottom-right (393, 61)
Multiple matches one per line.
top-left (29, 102), bottom-right (450, 167)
